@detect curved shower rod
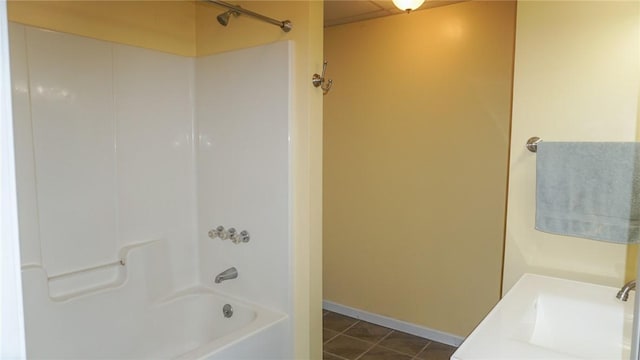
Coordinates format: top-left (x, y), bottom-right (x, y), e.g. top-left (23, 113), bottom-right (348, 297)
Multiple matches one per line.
top-left (205, 0), bottom-right (292, 33)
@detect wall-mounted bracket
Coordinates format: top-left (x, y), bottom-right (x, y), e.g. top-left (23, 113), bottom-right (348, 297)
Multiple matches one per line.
top-left (312, 60), bottom-right (333, 95)
top-left (526, 136), bottom-right (542, 153)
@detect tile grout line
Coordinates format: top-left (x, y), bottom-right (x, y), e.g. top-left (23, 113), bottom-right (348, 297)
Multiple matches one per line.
top-left (324, 319), bottom-right (370, 360)
top-left (325, 320), bottom-right (394, 360)
top-left (323, 332), bottom-right (341, 345)
top-left (369, 329), bottom-right (434, 359)
top-left (410, 340), bottom-right (433, 360)
top-left (353, 329), bottom-right (396, 360)
top-left (324, 350), bottom-right (350, 360)
top-left (323, 317), bottom-right (360, 345)
top-left (373, 344), bottom-right (426, 359)
top-left (342, 320), bottom-right (361, 334)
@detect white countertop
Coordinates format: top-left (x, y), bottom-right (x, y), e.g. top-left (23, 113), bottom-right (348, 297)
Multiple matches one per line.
top-left (452, 273), bottom-right (634, 360)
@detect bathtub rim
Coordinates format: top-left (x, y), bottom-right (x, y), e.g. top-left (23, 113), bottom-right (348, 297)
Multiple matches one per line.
top-left (169, 286), bottom-right (288, 360)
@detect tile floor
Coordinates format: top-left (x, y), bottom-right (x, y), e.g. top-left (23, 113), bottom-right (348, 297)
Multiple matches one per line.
top-left (323, 311), bottom-right (457, 360)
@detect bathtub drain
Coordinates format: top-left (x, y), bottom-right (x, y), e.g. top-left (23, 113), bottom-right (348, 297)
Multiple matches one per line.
top-left (223, 304), bottom-right (233, 318)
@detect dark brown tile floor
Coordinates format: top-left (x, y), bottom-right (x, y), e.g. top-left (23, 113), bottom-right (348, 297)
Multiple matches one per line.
top-left (323, 310), bottom-right (457, 360)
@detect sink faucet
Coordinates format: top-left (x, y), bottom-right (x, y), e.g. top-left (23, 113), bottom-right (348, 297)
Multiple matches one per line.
top-left (214, 267), bottom-right (238, 283)
top-left (616, 279), bottom-right (636, 301)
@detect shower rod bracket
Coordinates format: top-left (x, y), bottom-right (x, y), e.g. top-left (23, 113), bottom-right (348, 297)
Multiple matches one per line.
top-left (281, 20), bottom-right (293, 33)
top-left (205, 0), bottom-right (292, 33)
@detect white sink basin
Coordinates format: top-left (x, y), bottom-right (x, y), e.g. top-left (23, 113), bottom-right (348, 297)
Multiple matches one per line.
top-left (452, 274), bottom-right (635, 360)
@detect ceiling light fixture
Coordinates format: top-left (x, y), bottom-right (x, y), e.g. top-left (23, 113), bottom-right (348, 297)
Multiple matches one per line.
top-left (392, 0), bottom-right (425, 13)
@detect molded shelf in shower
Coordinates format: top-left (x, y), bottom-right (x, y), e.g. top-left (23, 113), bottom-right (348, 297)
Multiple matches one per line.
top-left (23, 239), bottom-right (162, 301)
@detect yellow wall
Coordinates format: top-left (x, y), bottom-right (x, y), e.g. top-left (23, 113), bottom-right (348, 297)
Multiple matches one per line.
top-left (323, 1), bottom-right (515, 337)
top-left (8, 0), bottom-right (196, 56)
top-left (503, 1), bottom-right (640, 293)
top-left (7, 1), bottom-right (323, 358)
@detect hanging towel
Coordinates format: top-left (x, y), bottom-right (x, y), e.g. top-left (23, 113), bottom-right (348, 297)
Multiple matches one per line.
top-left (535, 142), bottom-right (640, 244)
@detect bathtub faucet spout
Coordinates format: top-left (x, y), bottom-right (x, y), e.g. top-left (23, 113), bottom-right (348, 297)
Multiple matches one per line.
top-left (215, 267), bottom-right (238, 283)
top-left (616, 279), bottom-right (636, 301)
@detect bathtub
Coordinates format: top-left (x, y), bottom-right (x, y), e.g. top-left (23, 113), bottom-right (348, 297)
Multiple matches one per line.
top-left (170, 289), bottom-right (289, 360)
top-left (21, 241), bottom-right (290, 359)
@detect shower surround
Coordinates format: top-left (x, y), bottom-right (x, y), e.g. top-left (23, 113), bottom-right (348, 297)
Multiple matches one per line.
top-left (11, 23), bottom-right (292, 358)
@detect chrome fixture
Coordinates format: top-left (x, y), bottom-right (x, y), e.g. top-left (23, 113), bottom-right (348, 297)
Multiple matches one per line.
top-left (223, 304), bottom-right (234, 318)
top-left (617, 279), bottom-right (636, 301)
top-left (526, 136), bottom-right (542, 153)
top-left (214, 267), bottom-right (238, 283)
top-left (228, 228), bottom-right (251, 244)
top-left (230, 230), bottom-right (249, 244)
top-left (208, 226), bottom-right (250, 244)
top-left (312, 60), bottom-right (333, 95)
top-left (204, 0), bottom-right (292, 33)
top-left (216, 10), bottom-right (239, 26)
top-left (227, 227), bottom-right (237, 241)
top-left (208, 226), bottom-right (225, 240)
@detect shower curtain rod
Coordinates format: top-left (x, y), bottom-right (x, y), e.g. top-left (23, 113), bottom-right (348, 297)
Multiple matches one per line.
top-left (205, 0), bottom-right (292, 33)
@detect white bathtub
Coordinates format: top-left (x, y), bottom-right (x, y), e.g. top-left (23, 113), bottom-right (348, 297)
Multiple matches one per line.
top-left (24, 285), bottom-right (287, 359)
top-left (170, 290), bottom-right (289, 360)
top-left (21, 242), bottom-right (290, 359)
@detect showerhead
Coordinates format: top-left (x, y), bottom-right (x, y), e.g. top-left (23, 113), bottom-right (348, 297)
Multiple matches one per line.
top-left (216, 10), bottom-right (239, 26)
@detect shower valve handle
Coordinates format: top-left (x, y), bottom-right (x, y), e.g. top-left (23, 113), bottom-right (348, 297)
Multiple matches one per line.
top-left (207, 226), bottom-right (250, 244)
top-left (228, 228), bottom-right (239, 243)
top-left (208, 226), bottom-right (225, 239)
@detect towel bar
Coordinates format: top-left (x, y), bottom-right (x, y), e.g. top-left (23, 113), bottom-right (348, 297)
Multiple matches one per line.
top-left (526, 137), bottom-right (542, 153)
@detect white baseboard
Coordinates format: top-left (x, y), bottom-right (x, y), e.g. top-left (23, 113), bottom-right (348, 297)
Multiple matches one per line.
top-left (322, 300), bottom-right (465, 347)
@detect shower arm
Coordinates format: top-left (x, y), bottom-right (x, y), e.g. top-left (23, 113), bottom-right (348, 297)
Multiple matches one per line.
top-left (205, 0), bottom-right (292, 33)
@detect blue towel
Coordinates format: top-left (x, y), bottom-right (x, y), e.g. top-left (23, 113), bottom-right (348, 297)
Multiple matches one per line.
top-left (536, 142), bottom-right (640, 244)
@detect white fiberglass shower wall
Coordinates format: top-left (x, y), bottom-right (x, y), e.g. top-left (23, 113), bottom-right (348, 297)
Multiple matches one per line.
top-left (11, 23), bottom-right (198, 296)
top-left (196, 42), bottom-right (292, 313)
top-left (10, 22), bottom-right (293, 358)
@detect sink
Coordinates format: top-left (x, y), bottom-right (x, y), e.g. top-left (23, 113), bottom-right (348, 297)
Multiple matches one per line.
top-left (523, 293), bottom-right (629, 358)
top-left (452, 274), bottom-right (635, 360)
